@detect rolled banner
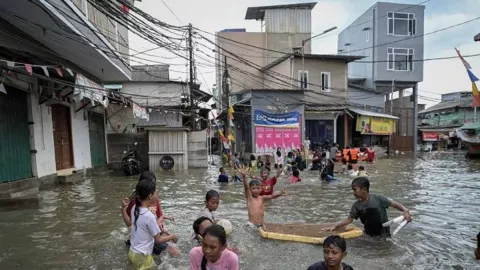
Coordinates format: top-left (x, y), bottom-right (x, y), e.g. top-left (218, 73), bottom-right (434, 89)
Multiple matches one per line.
top-left (382, 215), bottom-right (405, 227)
top-left (392, 219), bottom-right (408, 236)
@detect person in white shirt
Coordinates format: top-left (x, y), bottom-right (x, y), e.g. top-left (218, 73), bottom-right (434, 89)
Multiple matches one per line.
top-left (304, 137), bottom-right (311, 151)
top-left (274, 147), bottom-right (284, 169)
top-left (128, 180), bottom-right (178, 270)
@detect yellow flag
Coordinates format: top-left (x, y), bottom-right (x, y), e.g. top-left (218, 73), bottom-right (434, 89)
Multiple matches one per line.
top-left (228, 106), bottom-right (234, 114)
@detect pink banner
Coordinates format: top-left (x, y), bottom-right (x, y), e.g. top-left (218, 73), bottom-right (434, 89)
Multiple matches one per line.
top-left (255, 126), bottom-right (301, 153)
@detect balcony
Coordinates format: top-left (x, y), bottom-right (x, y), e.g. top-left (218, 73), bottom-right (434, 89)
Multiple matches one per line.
top-left (0, 0), bottom-right (131, 82)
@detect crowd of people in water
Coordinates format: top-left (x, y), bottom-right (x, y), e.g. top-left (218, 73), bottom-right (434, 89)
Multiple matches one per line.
top-left (120, 141), bottom-right (479, 270)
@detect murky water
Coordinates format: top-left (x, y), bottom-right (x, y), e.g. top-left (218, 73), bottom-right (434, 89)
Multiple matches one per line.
top-left (0, 153), bottom-right (479, 270)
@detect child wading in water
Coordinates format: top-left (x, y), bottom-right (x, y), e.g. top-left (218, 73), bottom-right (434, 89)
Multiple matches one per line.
top-left (198, 190), bottom-right (220, 222)
top-left (307, 235), bottom-right (354, 270)
top-left (127, 180), bottom-right (178, 270)
top-left (320, 177), bottom-right (412, 236)
top-left (250, 167), bottom-right (282, 196)
top-left (189, 224), bottom-right (239, 270)
top-left (218, 167), bottom-right (229, 183)
top-left (121, 172), bottom-right (179, 257)
top-left (240, 165), bottom-right (286, 228)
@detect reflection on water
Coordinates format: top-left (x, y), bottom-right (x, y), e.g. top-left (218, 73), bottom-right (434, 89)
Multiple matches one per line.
top-left (0, 153), bottom-right (479, 269)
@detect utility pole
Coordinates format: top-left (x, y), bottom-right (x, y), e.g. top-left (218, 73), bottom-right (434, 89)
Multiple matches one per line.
top-left (188, 23), bottom-right (195, 130)
top-left (223, 55), bottom-right (230, 150)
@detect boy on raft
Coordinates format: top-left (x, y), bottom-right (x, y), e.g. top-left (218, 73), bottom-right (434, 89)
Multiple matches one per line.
top-left (240, 165), bottom-right (286, 228)
top-left (320, 177), bottom-right (412, 236)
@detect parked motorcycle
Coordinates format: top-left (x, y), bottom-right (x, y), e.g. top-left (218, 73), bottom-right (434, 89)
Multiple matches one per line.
top-left (122, 142), bottom-right (142, 176)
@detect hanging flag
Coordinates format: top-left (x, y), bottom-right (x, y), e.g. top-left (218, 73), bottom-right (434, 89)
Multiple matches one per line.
top-left (455, 47), bottom-right (480, 108)
top-left (40, 66), bottom-right (49, 77)
top-left (55, 67), bottom-right (63, 77)
top-left (229, 126), bottom-right (235, 141)
top-left (228, 106), bottom-right (234, 114)
top-left (0, 83), bottom-right (7, 94)
top-left (455, 48), bottom-right (472, 69)
top-left (6, 61), bottom-right (14, 68)
top-left (467, 69), bottom-right (479, 82)
top-left (472, 82), bottom-right (480, 107)
top-left (25, 64), bottom-right (33, 75)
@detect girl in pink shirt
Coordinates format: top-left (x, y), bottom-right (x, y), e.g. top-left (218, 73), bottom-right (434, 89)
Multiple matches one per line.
top-left (189, 224), bottom-right (239, 270)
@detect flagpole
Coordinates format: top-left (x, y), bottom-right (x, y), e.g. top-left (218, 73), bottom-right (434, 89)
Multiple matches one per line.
top-left (475, 107), bottom-right (477, 122)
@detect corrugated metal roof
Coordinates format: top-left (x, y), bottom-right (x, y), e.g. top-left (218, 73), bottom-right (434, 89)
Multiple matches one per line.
top-left (349, 108), bottom-right (399, 120)
top-left (419, 97), bottom-right (471, 114)
top-left (245, 2), bottom-right (317, 20)
top-left (132, 65), bottom-right (169, 81)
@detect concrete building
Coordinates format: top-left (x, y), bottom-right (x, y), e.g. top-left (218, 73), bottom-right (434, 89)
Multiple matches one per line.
top-left (215, 3), bottom-right (316, 103)
top-left (338, 1), bottom-right (425, 94)
top-left (418, 91), bottom-right (473, 151)
top-left (0, 0), bottom-right (132, 199)
top-left (104, 65), bottom-right (212, 170)
top-left (214, 2), bottom-right (399, 152)
top-left (338, 1), bottom-right (425, 150)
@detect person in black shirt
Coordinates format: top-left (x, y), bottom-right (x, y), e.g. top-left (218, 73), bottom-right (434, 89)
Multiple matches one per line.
top-left (320, 177), bottom-right (412, 236)
top-left (307, 235), bottom-right (354, 270)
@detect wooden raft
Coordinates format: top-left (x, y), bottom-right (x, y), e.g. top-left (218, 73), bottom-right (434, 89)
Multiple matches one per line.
top-left (259, 223), bottom-right (363, 244)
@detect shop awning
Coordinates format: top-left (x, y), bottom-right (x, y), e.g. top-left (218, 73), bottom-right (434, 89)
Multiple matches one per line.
top-left (349, 108), bottom-right (399, 120)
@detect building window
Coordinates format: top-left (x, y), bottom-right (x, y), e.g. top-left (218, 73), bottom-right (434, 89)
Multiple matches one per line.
top-left (387, 48), bottom-right (414, 71)
top-left (321, 72), bottom-right (331, 92)
top-left (298, 70), bottom-right (309, 89)
top-left (387, 12), bottom-right (416, 36)
top-left (365, 30), bottom-right (369, 42)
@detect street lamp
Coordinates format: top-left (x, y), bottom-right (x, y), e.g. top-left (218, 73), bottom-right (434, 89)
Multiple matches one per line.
top-left (301, 26), bottom-right (337, 90)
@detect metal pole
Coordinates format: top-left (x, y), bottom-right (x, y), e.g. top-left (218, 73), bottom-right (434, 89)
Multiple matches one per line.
top-left (301, 40), bottom-right (305, 90)
top-left (390, 79), bottom-right (394, 115)
top-left (188, 23), bottom-right (195, 130)
top-left (223, 56), bottom-right (230, 155)
top-left (475, 107), bottom-right (477, 122)
top-left (413, 83), bottom-right (418, 155)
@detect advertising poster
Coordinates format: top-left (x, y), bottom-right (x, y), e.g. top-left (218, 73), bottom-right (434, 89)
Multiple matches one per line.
top-left (254, 110), bottom-right (301, 153)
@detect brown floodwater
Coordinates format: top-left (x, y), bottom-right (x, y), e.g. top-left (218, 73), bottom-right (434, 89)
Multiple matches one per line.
top-left (0, 152), bottom-right (479, 269)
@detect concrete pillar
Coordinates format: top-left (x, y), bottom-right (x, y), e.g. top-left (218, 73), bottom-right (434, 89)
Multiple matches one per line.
top-left (344, 113), bottom-right (348, 147)
top-left (413, 83), bottom-right (418, 154)
top-left (334, 114), bottom-right (338, 144)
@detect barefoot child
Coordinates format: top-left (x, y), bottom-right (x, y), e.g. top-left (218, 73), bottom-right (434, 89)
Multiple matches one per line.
top-left (198, 190), bottom-right (220, 222)
top-left (240, 166), bottom-right (286, 228)
top-left (320, 177), bottom-right (412, 236)
top-left (128, 180), bottom-right (178, 269)
top-left (307, 235), bottom-right (354, 270)
top-left (189, 225), bottom-right (239, 270)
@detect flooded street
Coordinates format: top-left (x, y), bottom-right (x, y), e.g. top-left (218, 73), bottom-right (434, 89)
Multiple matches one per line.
top-left (0, 153), bottom-right (479, 270)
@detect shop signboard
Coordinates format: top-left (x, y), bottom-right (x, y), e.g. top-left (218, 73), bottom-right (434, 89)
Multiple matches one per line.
top-left (422, 132), bottom-right (439, 141)
top-left (356, 115), bottom-right (396, 135)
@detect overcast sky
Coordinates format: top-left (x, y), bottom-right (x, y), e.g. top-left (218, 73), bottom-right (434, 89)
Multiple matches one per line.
top-left (128, 0), bottom-right (480, 108)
